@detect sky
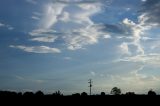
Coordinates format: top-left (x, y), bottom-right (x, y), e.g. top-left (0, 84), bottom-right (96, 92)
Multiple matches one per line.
top-left (0, 0), bottom-right (160, 95)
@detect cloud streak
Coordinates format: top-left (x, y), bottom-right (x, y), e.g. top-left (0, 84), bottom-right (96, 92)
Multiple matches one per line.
top-left (26, 0), bottom-right (37, 4)
top-left (30, 36), bottom-right (58, 43)
top-left (0, 22), bottom-right (14, 30)
top-left (10, 45), bottom-right (61, 54)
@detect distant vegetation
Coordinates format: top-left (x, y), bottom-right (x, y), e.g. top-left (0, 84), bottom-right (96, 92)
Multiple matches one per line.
top-left (0, 87), bottom-right (157, 97)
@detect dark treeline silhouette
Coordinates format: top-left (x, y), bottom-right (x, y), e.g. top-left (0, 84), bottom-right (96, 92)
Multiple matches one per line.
top-left (0, 87), bottom-right (158, 97)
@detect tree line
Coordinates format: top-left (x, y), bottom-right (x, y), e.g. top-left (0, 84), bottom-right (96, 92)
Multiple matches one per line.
top-left (0, 87), bottom-right (157, 96)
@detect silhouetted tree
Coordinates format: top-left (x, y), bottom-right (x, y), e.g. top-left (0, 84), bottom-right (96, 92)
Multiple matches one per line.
top-left (110, 87), bottom-right (121, 95)
top-left (0, 91), bottom-right (17, 96)
top-left (23, 92), bottom-right (34, 96)
top-left (101, 92), bottom-right (105, 96)
top-left (35, 90), bottom-right (44, 96)
top-left (125, 92), bottom-right (135, 95)
top-left (72, 93), bottom-right (80, 96)
top-left (52, 90), bottom-right (63, 96)
top-left (148, 89), bottom-right (156, 95)
top-left (17, 92), bottom-right (22, 96)
top-left (81, 92), bottom-right (88, 96)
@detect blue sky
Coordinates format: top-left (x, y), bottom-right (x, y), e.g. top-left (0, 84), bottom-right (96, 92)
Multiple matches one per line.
top-left (1, 0), bottom-right (160, 94)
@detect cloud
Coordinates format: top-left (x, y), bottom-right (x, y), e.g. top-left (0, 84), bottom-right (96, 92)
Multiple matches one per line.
top-left (119, 42), bottom-right (131, 55)
top-left (0, 22), bottom-right (14, 30)
top-left (141, 0), bottom-right (147, 2)
top-left (0, 23), bottom-right (5, 27)
top-left (116, 53), bottom-right (160, 67)
top-left (110, 66), bottom-right (160, 92)
top-left (30, 36), bottom-right (57, 42)
top-left (114, 0), bottom-right (160, 72)
top-left (26, 0), bottom-right (37, 4)
top-left (15, 75), bottom-right (25, 80)
top-left (63, 26), bottom-right (102, 50)
top-left (121, 18), bottom-right (149, 55)
top-left (141, 36), bottom-right (153, 41)
top-left (53, 0), bottom-right (102, 4)
top-left (28, 1), bottom-right (106, 51)
top-left (103, 34), bottom-right (111, 39)
top-left (58, 11), bottom-right (70, 22)
top-left (29, 29), bottom-right (57, 36)
top-left (10, 45), bottom-right (61, 54)
top-left (141, 0), bottom-right (160, 26)
top-left (102, 24), bottom-right (126, 34)
top-left (116, 0), bottom-right (160, 67)
top-left (64, 57), bottom-right (72, 60)
top-left (91, 71), bottom-right (96, 76)
top-left (31, 16), bottom-right (40, 20)
top-left (14, 75), bottom-right (45, 84)
top-left (41, 2), bottom-right (66, 29)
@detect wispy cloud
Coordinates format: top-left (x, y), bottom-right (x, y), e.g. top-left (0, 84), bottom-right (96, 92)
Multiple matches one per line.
top-left (116, 0), bottom-right (160, 69)
top-left (27, 0), bottom-right (108, 51)
top-left (26, 0), bottom-right (37, 4)
top-left (15, 75), bottom-right (45, 84)
top-left (0, 23), bottom-right (5, 27)
top-left (141, 0), bottom-right (147, 2)
top-left (30, 36), bottom-right (58, 43)
top-left (103, 34), bottom-right (111, 39)
top-left (141, 0), bottom-right (160, 26)
top-left (119, 42), bottom-right (131, 55)
top-left (10, 45), bottom-right (61, 54)
top-left (0, 22), bottom-right (14, 30)
top-left (31, 16), bottom-right (40, 20)
top-left (115, 53), bottom-right (160, 67)
top-left (64, 57), bottom-right (72, 60)
top-left (91, 71), bottom-right (96, 76)
top-left (110, 66), bottom-right (160, 92)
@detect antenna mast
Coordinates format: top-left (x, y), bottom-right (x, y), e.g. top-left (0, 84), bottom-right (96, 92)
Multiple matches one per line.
top-left (88, 79), bottom-right (92, 96)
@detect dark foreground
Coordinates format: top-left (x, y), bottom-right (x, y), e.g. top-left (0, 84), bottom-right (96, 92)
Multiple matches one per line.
top-left (0, 95), bottom-right (160, 105)
top-left (0, 90), bottom-right (159, 104)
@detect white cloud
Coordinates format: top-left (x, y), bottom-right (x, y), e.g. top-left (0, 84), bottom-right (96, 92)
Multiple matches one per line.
top-left (141, 0), bottom-right (160, 26)
top-left (26, 0), bottom-right (37, 4)
top-left (29, 29), bottom-right (57, 36)
top-left (119, 42), bottom-right (131, 55)
top-left (141, 36), bottom-right (153, 41)
top-left (28, 1), bottom-right (105, 51)
top-left (110, 66), bottom-right (160, 92)
top-left (0, 23), bottom-right (5, 27)
top-left (141, 0), bottom-right (147, 2)
top-left (7, 26), bottom-right (14, 30)
top-left (41, 3), bottom-right (66, 29)
top-left (116, 53), bottom-right (160, 67)
top-left (122, 18), bottom-right (136, 26)
top-left (122, 17), bottom-right (151, 55)
top-left (10, 45), bottom-right (61, 54)
top-left (33, 12), bottom-right (42, 16)
top-left (103, 34), bottom-right (111, 39)
top-left (125, 8), bottom-right (131, 11)
top-left (0, 22), bottom-right (14, 30)
top-left (15, 75), bottom-right (45, 84)
top-left (91, 71), bottom-right (96, 76)
top-left (64, 26), bottom-right (101, 50)
top-left (15, 75), bottom-right (25, 80)
top-left (64, 57), bottom-right (72, 60)
top-left (30, 36), bottom-right (57, 42)
top-left (31, 16), bottom-right (40, 20)
top-left (58, 11), bottom-right (70, 22)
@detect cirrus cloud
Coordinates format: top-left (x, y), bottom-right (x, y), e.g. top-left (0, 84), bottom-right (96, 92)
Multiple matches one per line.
top-left (10, 45), bottom-right (61, 54)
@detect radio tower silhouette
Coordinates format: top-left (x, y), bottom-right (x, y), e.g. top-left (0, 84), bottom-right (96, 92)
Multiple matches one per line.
top-left (88, 79), bottom-right (92, 96)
